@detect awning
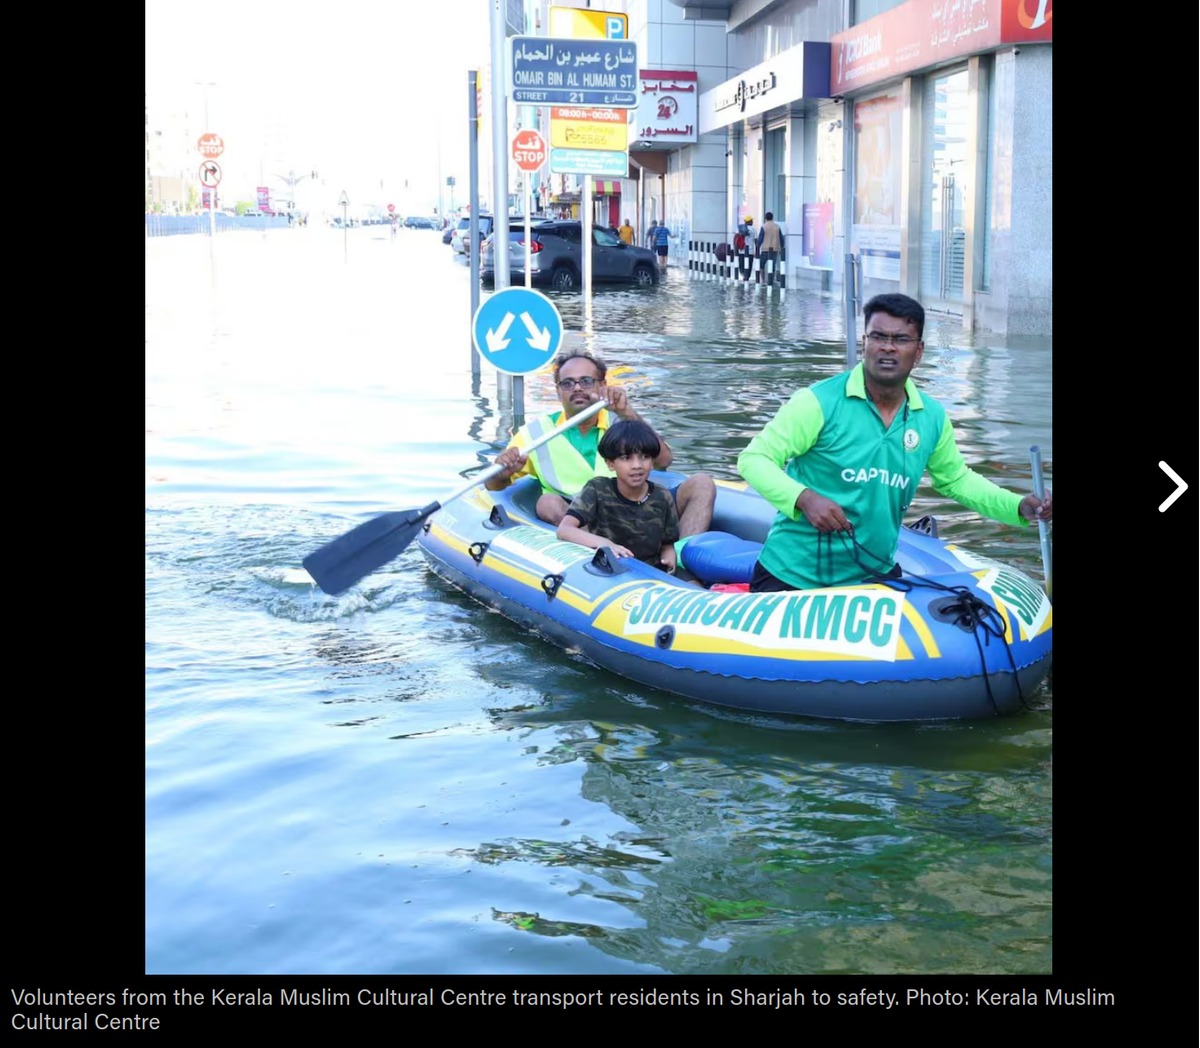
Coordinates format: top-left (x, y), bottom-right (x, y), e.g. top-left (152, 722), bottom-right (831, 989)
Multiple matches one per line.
top-left (592, 180), bottom-right (621, 194)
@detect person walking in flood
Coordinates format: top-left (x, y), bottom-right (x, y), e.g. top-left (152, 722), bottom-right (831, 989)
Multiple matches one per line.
top-left (737, 293), bottom-right (1053, 593)
top-left (618, 217), bottom-right (635, 245)
top-left (735, 215), bottom-right (756, 281)
top-left (653, 221), bottom-right (676, 272)
top-left (757, 212), bottom-right (782, 287)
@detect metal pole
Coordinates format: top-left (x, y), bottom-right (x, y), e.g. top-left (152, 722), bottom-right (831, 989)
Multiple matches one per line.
top-left (843, 253), bottom-right (857, 369)
top-left (469, 70), bottom-right (481, 377)
top-left (582, 173), bottom-right (593, 334)
top-left (490, 0), bottom-right (512, 408)
top-left (1029, 446), bottom-right (1053, 599)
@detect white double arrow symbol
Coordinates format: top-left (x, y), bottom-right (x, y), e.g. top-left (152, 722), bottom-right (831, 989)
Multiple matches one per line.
top-left (485, 311), bottom-right (552, 354)
top-left (1158, 461), bottom-right (1188, 512)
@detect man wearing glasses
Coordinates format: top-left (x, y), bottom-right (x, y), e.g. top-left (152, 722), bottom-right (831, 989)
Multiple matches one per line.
top-left (738, 293), bottom-right (1053, 592)
top-left (487, 350), bottom-right (715, 538)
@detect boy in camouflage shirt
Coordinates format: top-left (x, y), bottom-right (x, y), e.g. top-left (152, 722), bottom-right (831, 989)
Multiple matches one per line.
top-left (557, 420), bottom-right (681, 572)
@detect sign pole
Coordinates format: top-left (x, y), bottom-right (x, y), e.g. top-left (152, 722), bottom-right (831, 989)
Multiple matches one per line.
top-left (468, 70), bottom-right (481, 378)
top-left (490, 0), bottom-right (513, 416)
top-left (582, 173), bottom-right (593, 335)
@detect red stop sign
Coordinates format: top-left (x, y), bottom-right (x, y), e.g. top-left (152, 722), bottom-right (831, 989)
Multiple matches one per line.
top-left (512, 130), bottom-right (546, 172)
top-left (387, 204), bottom-right (395, 213)
top-left (198, 133), bottom-right (225, 159)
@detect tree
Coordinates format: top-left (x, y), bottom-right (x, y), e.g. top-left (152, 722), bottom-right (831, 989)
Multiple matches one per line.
top-left (186, 184), bottom-right (199, 213)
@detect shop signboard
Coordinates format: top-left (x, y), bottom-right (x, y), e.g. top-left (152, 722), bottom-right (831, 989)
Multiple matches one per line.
top-left (830, 0), bottom-right (1053, 97)
top-left (630, 70), bottom-right (697, 146)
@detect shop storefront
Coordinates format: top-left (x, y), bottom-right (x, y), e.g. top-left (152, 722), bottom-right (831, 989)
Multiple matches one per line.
top-left (831, 0), bottom-right (1053, 333)
top-left (699, 42), bottom-right (834, 291)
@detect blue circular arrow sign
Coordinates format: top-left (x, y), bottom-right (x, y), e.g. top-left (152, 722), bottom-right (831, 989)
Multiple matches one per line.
top-left (472, 287), bottom-right (564, 376)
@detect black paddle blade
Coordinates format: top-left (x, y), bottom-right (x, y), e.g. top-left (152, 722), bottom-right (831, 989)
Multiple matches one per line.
top-left (302, 502), bottom-right (440, 595)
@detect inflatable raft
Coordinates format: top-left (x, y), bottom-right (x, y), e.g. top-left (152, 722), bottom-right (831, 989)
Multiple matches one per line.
top-left (416, 473), bottom-right (1052, 721)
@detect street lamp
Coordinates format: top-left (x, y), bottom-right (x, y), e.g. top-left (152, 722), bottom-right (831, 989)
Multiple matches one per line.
top-left (272, 169), bottom-right (316, 216)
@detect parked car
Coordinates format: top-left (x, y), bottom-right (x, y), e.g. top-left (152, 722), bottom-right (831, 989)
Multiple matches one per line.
top-left (451, 214), bottom-right (494, 254)
top-left (481, 221), bottom-right (659, 289)
top-left (442, 224), bottom-right (455, 244)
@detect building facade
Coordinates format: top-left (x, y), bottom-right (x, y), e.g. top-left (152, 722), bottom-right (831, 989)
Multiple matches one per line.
top-left (611, 0), bottom-right (1051, 335)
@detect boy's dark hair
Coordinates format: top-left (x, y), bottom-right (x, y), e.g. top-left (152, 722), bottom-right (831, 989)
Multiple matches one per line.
top-left (598, 419), bottom-right (660, 462)
top-left (764, 212), bottom-right (774, 221)
top-left (863, 293), bottom-right (925, 338)
top-left (552, 349), bottom-right (607, 380)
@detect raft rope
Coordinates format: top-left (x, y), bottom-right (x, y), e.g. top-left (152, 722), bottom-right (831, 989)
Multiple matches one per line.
top-left (814, 528), bottom-right (1031, 716)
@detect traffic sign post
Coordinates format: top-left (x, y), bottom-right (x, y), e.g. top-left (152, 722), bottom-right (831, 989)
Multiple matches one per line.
top-left (472, 288), bottom-right (564, 376)
top-left (512, 131), bottom-right (546, 290)
top-left (512, 130), bottom-right (546, 172)
top-left (338, 190), bottom-right (350, 262)
top-left (197, 133), bottom-right (225, 158)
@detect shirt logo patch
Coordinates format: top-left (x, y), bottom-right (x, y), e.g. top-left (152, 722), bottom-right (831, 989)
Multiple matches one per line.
top-left (903, 428), bottom-right (920, 451)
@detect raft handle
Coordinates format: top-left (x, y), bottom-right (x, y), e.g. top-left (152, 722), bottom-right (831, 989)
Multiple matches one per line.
top-left (468, 541), bottom-right (489, 564)
top-left (905, 515), bottom-right (939, 537)
top-left (655, 625), bottom-right (675, 650)
top-left (541, 573), bottom-right (564, 598)
top-left (484, 505), bottom-right (512, 530)
top-left (584, 546), bottom-right (629, 577)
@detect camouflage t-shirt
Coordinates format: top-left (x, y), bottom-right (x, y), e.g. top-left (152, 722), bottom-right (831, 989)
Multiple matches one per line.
top-left (565, 478), bottom-right (681, 567)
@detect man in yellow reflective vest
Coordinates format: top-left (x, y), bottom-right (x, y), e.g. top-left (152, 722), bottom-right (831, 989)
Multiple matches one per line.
top-left (487, 350), bottom-right (716, 540)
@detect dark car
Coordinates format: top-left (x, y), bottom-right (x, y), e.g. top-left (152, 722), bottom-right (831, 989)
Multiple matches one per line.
top-left (481, 221), bottom-right (659, 289)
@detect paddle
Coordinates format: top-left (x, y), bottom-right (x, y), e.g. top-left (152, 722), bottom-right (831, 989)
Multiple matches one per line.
top-left (1029, 445), bottom-right (1052, 600)
top-left (303, 399), bottom-right (609, 595)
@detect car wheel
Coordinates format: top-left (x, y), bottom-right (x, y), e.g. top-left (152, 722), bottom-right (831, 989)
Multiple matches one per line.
top-left (551, 266), bottom-right (578, 290)
top-left (633, 264), bottom-right (656, 286)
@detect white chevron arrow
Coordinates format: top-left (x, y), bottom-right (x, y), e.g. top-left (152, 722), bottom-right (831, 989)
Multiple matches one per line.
top-left (1158, 460), bottom-right (1188, 512)
top-left (520, 311), bottom-right (551, 352)
top-left (486, 312), bottom-right (515, 353)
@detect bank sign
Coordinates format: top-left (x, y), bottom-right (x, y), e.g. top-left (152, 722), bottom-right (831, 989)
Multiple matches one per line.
top-left (510, 37), bottom-right (639, 108)
top-left (830, 0), bottom-right (1053, 96)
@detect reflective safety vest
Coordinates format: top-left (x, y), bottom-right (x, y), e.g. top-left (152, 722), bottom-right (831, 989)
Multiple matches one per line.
top-left (513, 409), bottom-right (614, 497)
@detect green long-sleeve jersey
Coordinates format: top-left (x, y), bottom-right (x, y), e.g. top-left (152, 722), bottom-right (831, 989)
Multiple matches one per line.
top-left (737, 364), bottom-right (1027, 590)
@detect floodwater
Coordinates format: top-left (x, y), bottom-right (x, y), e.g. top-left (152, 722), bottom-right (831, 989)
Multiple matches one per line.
top-left (145, 224), bottom-right (1053, 975)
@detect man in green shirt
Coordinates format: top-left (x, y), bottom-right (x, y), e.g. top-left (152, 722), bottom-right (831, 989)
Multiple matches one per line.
top-left (737, 293), bottom-right (1053, 592)
top-left (487, 350), bottom-right (716, 539)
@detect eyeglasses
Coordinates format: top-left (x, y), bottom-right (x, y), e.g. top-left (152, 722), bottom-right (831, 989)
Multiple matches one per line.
top-left (864, 332), bottom-right (919, 347)
top-left (557, 376), bottom-right (600, 390)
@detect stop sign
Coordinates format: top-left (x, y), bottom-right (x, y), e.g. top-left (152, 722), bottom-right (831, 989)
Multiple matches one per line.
top-left (197, 133), bottom-right (225, 159)
top-left (512, 130), bottom-right (546, 172)
top-left (387, 204), bottom-right (395, 213)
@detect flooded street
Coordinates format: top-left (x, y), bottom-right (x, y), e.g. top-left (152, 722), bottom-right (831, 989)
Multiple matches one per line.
top-left (146, 225), bottom-right (1053, 975)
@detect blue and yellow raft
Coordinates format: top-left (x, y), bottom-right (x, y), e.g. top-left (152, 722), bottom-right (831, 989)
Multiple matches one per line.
top-left (416, 473), bottom-right (1052, 721)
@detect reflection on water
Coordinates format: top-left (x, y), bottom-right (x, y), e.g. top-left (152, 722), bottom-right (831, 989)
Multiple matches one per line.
top-left (145, 230), bottom-right (1052, 975)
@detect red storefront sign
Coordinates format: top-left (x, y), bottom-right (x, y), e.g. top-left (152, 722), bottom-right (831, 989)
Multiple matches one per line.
top-left (830, 0), bottom-right (1052, 97)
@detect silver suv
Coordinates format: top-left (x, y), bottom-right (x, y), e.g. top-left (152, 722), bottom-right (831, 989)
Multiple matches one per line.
top-left (481, 221), bottom-right (659, 289)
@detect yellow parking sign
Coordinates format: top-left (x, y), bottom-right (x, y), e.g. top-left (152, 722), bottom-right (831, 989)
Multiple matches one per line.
top-left (548, 6), bottom-right (627, 39)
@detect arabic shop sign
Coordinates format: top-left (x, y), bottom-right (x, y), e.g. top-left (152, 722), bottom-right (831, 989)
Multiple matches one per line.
top-left (510, 36), bottom-right (640, 108)
top-left (699, 41), bottom-right (831, 134)
top-left (631, 69), bottom-right (697, 147)
top-left (829, 0), bottom-right (1052, 97)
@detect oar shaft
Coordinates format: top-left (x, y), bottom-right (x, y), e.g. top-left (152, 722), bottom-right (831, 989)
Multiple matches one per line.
top-left (440, 399), bottom-right (609, 506)
top-left (1029, 445), bottom-right (1052, 597)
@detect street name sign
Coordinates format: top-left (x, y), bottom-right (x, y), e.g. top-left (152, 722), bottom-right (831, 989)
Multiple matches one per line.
top-left (510, 36), bottom-right (639, 108)
top-left (472, 287), bottom-right (564, 376)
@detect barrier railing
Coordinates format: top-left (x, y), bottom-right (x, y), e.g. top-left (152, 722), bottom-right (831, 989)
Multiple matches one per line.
top-left (687, 236), bottom-right (788, 291)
